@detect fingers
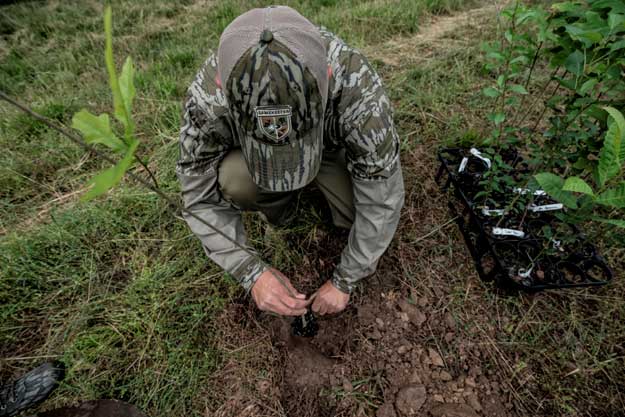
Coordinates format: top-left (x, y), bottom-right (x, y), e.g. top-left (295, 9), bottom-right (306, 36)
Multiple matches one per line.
top-left (312, 297), bottom-right (330, 315)
top-left (278, 299), bottom-right (308, 316)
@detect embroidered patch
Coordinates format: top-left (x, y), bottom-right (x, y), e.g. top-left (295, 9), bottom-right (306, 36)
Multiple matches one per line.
top-left (255, 105), bottom-right (292, 145)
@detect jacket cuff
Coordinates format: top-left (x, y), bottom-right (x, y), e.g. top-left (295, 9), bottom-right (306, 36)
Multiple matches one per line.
top-left (331, 268), bottom-right (355, 294)
top-left (232, 257), bottom-right (269, 293)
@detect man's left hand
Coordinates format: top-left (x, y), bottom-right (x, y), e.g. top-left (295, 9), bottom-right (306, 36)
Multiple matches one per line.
top-left (311, 280), bottom-right (350, 315)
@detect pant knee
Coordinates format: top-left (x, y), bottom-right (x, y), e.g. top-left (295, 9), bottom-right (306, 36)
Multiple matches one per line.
top-left (218, 149), bottom-right (258, 208)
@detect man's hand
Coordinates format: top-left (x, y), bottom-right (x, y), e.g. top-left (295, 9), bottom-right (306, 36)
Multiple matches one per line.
top-left (251, 268), bottom-right (311, 316)
top-left (311, 280), bottom-right (350, 315)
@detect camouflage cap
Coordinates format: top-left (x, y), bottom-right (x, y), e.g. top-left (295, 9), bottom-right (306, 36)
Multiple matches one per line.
top-left (218, 6), bottom-right (328, 192)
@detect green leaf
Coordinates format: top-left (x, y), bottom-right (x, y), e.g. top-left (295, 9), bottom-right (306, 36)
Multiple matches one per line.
top-left (604, 106), bottom-right (625, 162)
top-left (497, 75), bottom-right (505, 88)
top-left (595, 183), bottom-right (625, 208)
top-left (119, 57), bottom-right (136, 123)
top-left (565, 25), bottom-right (603, 46)
top-left (597, 106), bottom-right (625, 185)
top-left (608, 12), bottom-right (625, 31)
top-left (72, 110), bottom-right (127, 152)
top-left (592, 217), bottom-right (625, 228)
top-left (104, 6), bottom-right (131, 133)
top-left (482, 87), bottom-right (500, 98)
top-left (509, 84), bottom-right (529, 95)
top-left (535, 172), bottom-right (578, 209)
top-left (488, 112), bottom-right (506, 126)
top-left (610, 39), bottom-right (625, 52)
top-left (579, 78), bottom-right (598, 94)
top-left (562, 177), bottom-right (594, 195)
top-left (564, 50), bottom-right (585, 76)
top-left (82, 139), bottom-right (139, 201)
top-left (487, 51), bottom-right (506, 62)
top-left (552, 2), bottom-right (578, 12)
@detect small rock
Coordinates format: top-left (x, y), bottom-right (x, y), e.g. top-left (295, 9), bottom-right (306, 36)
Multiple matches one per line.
top-left (395, 384), bottom-right (426, 416)
top-left (465, 376), bottom-right (477, 388)
top-left (342, 378), bottom-right (353, 393)
top-left (398, 300), bottom-right (427, 327)
top-left (430, 403), bottom-right (479, 417)
top-left (376, 318), bottom-right (385, 329)
top-left (440, 371), bottom-right (453, 381)
top-left (376, 402), bottom-right (397, 417)
top-left (433, 394), bottom-right (445, 403)
top-left (445, 332), bottom-right (454, 343)
top-left (398, 312), bottom-right (410, 322)
top-left (398, 345), bottom-right (410, 355)
top-left (466, 393), bottom-right (482, 412)
top-left (257, 379), bottom-right (271, 394)
top-left (428, 348), bottom-right (445, 367)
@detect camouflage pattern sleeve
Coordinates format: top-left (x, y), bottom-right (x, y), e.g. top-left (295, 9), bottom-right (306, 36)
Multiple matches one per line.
top-left (327, 43), bottom-right (405, 293)
top-left (176, 53), bottom-right (268, 291)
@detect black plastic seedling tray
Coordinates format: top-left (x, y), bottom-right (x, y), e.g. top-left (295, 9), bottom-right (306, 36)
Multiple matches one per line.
top-left (436, 148), bottom-right (613, 292)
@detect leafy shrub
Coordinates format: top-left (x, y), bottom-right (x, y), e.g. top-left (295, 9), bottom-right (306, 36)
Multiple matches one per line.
top-left (478, 0), bottom-right (625, 230)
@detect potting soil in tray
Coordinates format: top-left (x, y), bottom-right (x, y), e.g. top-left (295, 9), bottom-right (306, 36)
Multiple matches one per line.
top-left (436, 147), bottom-right (613, 291)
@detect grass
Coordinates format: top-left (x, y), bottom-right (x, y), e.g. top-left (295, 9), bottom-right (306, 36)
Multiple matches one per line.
top-left (1, 0), bottom-right (624, 416)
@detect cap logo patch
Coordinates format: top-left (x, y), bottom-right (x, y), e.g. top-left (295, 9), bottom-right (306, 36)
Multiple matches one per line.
top-left (255, 105), bottom-right (292, 145)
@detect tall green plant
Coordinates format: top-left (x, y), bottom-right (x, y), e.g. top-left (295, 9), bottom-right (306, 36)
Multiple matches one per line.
top-left (72, 6), bottom-right (153, 200)
top-left (477, 0), bottom-right (625, 229)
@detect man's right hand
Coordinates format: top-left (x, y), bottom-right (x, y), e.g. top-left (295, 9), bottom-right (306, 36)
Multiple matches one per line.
top-left (251, 268), bottom-right (310, 316)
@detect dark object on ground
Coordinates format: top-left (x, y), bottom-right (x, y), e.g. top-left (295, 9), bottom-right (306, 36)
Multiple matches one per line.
top-left (0, 362), bottom-right (65, 417)
top-left (36, 400), bottom-right (148, 417)
top-left (291, 310), bottom-right (319, 337)
top-left (436, 148), bottom-right (612, 291)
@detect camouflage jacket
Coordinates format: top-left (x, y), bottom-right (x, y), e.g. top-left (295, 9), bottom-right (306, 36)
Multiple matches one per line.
top-left (176, 28), bottom-right (405, 293)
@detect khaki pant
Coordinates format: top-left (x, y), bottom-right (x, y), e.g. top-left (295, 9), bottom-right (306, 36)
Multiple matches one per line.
top-left (218, 149), bottom-right (355, 229)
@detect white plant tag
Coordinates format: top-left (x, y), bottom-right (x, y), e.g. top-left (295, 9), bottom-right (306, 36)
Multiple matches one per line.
top-left (518, 266), bottom-right (533, 278)
top-left (458, 157), bottom-right (469, 173)
top-left (481, 207), bottom-right (506, 217)
top-left (470, 148), bottom-right (492, 169)
top-left (529, 203), bottom-right (563, 212)
top-left (492, 227), bottom-right (525, 238)
top-left (513, 187), bottom-right (547, 196)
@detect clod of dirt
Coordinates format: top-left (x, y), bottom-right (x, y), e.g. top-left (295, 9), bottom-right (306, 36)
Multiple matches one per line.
top-left (398, 299), bottom-right (427, 327)
top-left (466, 393), bottom-right (482, 412)
top-left (395, 384), bottom-right (426, 416)
top-left (439, 370), bottom-right (453, 381)
top-left (376, 317), bottom-right (386, 329)
top-left (430, 403), bottom-right (480, 417)
top-left (428, 348), bottom-right (445, 367)
top-left (376, 402), bottom-right (398, 417)
top-left (368, 328), bottom-right (383, 340)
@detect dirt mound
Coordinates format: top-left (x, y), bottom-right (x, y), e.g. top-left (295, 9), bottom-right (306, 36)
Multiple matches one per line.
top-left (208, 284), bottom-right (514, 417)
